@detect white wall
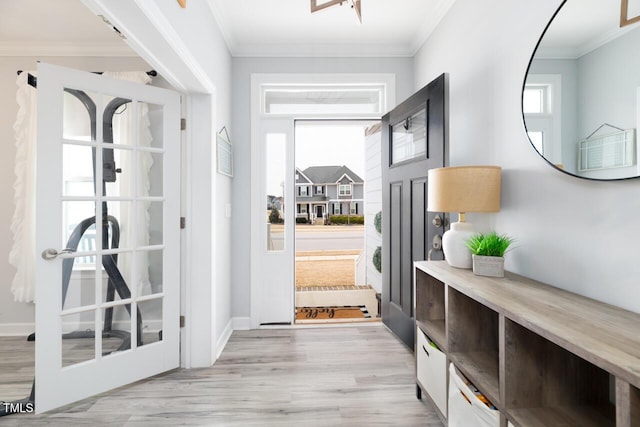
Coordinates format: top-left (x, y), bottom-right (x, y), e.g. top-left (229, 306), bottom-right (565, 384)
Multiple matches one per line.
top-left (230, 57), bottom-right (414, 319)
top-left (414, 0), bottom-right (640, 314)
top-left (364, 128), bottom-right (382, 293)
top-left (0, 55), bottom-right (152, 335)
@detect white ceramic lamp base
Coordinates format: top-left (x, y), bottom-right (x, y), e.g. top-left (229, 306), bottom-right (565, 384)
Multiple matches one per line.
top-left (442, 221), bottom-right (475, 269)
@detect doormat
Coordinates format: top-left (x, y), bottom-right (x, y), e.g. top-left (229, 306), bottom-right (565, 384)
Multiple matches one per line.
top-left (295, 305), bottom-right (371, 322)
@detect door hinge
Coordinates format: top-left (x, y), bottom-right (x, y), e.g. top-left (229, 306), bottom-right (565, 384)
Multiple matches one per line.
top-left (180, 217), bottom-right (186, 229)
top-left (180, 118), bottom-right (186, 131)
top-left (180, 315), bottom-right (185, 328)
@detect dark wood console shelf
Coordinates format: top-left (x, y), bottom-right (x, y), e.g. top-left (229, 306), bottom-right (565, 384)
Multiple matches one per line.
top-left (414, 260), bottom-right (640, 427)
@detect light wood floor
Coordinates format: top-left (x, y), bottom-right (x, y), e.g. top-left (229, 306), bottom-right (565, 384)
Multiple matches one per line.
top-left (0, 325), bottom-right (443, 426)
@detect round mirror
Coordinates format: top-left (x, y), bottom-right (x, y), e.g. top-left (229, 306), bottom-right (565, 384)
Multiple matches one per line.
top-left (523, 0), bottom-right (640, 180)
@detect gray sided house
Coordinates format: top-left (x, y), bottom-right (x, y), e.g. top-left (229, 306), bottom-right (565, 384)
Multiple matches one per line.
top-left (295, 165), bottom-right (364, 224)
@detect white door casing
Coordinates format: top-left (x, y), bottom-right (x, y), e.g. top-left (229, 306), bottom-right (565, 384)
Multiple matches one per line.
top-left (250, 73), bottom-right (395, 327)
top-left (35, 63), bottom-right (181, 413)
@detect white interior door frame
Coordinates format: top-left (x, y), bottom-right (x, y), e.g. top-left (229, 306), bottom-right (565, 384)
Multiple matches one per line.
top-left (82, 0), bottom-right (224, 368)
top-left (249, 73), bottom-right (395, 328)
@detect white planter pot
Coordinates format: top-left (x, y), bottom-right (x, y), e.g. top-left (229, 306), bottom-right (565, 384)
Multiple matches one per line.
top-left (472, 255), bottom-right (504, 278)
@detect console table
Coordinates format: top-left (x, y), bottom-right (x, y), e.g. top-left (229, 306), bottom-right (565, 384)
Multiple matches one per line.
top-left (414, 260), bottom-right (640, 427)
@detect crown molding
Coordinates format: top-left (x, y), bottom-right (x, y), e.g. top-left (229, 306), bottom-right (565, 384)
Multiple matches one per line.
top-left (230, 42), bottom-right (414, 58)
top-left (536, 23), bottom-right (638, 59)
top-left (410, 0), bottom-right (457, 55)
top-left (0, 41), bottom-right (137, 57)
top-left (206, 1), bottom-right (237, 56)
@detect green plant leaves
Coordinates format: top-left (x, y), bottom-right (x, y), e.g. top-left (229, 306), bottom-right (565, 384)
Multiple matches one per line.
top-left (465, 232), bottom-right (514, 257)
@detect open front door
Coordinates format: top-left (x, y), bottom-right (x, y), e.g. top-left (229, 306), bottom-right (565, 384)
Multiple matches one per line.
top-left (381, 74), bottom-right (447, 349)
top-left (35, 63), bottom-right (180, 413)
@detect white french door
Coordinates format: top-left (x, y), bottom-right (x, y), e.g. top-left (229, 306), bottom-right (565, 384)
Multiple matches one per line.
top-left (35, 63), bottom-right (181, 413)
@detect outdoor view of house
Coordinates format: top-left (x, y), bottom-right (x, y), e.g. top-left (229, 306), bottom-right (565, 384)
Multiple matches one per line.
top-left (295, 165), bottom-right (364, 225)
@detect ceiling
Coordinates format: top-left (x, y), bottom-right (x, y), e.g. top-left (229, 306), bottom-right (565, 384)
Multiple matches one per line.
top-left (0, 0), bottom-right (134, 56)
top-left (208, 0), bottom-right (456, 57)
top-left (0, 0), bottom-right (456, 58)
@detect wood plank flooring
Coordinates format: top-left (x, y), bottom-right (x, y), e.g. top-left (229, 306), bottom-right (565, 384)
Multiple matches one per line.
top-left (0, 325), bottom-right (443, 426)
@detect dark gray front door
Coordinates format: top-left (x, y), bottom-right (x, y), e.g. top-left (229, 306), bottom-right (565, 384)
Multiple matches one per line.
top-left (316, 205), bottom-right (323, 219)
top-left (381, 74), bottom-right (447, 349)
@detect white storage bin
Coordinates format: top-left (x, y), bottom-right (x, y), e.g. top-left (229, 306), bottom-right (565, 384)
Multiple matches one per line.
top-left (448, 363), bottom-right (499, 427)
top-left (416, 327), bottom-right (447, 416)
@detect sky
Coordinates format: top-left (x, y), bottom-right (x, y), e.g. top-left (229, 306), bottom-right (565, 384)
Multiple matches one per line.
top-left (266, 123), bottom-right (371, 196)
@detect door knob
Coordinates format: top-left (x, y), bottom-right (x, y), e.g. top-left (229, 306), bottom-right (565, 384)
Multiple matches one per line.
top-left (41, 248), bottom-right (74, 260)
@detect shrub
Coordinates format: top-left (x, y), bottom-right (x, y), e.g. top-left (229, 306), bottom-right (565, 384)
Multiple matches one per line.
top-left (329, 215), bottom-right (364, 225)
top-left (269, 208), bottom-right (283, 224)
top-left (372, 246), bottom-right (382, 273)
top-left (295, 217), bottom-right (308, 224)
top-left (374, 211), bottom-right (382, 234)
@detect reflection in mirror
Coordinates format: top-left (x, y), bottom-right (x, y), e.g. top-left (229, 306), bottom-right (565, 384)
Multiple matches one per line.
top-left (523, 0), bottom-right (640, 180)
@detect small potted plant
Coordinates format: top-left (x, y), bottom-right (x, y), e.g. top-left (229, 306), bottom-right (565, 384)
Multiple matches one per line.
top-left (465, 232), bottom-right (514, 277)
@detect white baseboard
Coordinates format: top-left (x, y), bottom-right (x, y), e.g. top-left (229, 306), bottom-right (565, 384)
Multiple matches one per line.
top-left (215, 318), bottom-right (234, 359)
top-left (0, 323), bottom-right (35, 337)
top-left (232, 317), bottom-right (251, 330)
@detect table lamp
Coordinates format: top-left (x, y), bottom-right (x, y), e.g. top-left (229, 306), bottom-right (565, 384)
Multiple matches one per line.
top-left (427, 166), bottom-right (501, 268)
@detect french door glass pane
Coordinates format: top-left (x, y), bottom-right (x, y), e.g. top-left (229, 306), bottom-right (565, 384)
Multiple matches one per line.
top-left (102, 304), bottom-right (132, 356)
top-left (61, 311), bottom-right (96, 368)
top-left (139, 299), bottom-right (162, 346)
top-left (63, 90), bottom-right (97, 142)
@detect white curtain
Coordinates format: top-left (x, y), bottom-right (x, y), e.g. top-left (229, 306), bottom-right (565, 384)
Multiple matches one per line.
top-left (9, 71), bottom-right (153, 302)
top-left (9, 72), bottom-right (38, 302)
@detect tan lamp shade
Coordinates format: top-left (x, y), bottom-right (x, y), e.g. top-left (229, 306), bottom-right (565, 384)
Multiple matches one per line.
top-left (427, 166), bottom-right (501, 213)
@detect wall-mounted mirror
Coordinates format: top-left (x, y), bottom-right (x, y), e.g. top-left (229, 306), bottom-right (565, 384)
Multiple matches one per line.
top-left (523, 0), bottom-right (640, 180)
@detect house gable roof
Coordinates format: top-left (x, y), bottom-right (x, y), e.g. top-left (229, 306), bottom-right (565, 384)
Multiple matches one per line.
top-left (295, 167), bottom-right (312, 184)
top-left (301, 165), bottom-right (363, 184)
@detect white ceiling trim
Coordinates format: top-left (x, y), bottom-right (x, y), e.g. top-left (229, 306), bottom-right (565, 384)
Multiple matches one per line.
top-left (536, 24), bottom-right (637, 59)
top-left (409, 0), bottom-right (456, 55)
top-left (0, 41), bottom-right (136, 57)
top-left (206, 1), bottom-right (236, 56)
top-left (132, 0), bottom-right (216, 93)
top-left (231, 42), bottom-right (416, 58)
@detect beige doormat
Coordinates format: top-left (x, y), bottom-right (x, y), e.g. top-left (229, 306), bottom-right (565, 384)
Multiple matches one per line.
top-left (295, 305), bottom-right (376, 324)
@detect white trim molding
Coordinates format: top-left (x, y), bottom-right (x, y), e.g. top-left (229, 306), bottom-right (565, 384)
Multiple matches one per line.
top-left (0, 41), bottom-right (137, 57)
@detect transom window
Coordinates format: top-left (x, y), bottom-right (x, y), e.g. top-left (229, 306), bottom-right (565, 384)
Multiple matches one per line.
top-left (263, 85), bottom-right (385, 115)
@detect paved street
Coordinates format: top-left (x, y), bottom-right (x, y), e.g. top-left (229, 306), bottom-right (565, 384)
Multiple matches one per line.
top-left (268, 225), bottom-right (365, 252)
